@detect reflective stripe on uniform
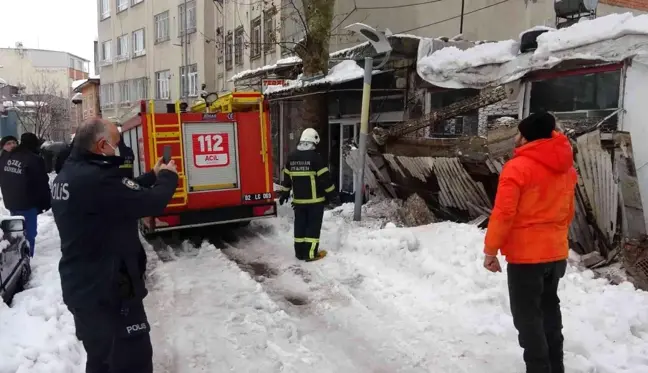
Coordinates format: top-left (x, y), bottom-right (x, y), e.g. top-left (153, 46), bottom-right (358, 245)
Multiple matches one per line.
top-left (294, 237), bottom-right (320, 259)
top-left (119, 164), bottom-right (133, 168)
top-left (286, 170), bottom-right (319, 204)
top-left (277, 185), bottom-right (291, 191)
top-left (316, 167), bottom-right (329, 176)
top-left (324, 185), bottom-right (335, 193)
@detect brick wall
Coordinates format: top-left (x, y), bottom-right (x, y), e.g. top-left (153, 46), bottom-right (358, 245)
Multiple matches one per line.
top-left (601, 0), bottom-right (648, 11)
top-left (478, 101), bottom-right (519, 137)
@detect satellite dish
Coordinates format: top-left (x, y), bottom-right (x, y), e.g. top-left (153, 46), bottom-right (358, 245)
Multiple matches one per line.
top-left (344, 23), bottom-right (392, 55)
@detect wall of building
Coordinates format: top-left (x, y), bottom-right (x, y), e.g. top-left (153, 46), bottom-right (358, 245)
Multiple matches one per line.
top-left (97, 0), bottom-right (215, 120)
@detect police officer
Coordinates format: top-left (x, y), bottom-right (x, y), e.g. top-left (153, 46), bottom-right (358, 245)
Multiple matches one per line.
top-left (0, 132), bottom-right (51, 256)
top-left (51, 118), bottom-right (178, 373)
top-left (278, 128), bottom-right (340, 262)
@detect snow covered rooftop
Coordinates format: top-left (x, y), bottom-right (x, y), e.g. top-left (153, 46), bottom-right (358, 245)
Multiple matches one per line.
top-left (417, 12), bottom-right (648, 89)
top-left (231, 34), bottom-right (422, 83)
top-left (71, 74), bottom-right (100, 91)
top-left (264, 60), bottom-right (382, 95)
top-left (1, 100), bottom-right (45, 108)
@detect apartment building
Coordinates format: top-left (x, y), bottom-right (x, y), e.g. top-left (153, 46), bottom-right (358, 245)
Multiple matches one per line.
top-left (217, 0), bottom-right (647, 90)
top-left (96, 0), bottom-right (217, 121)
top-left (0, 45), bottom-right (90, 137)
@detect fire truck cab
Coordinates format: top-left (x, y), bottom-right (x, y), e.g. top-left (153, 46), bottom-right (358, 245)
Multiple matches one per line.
top-left (120, 91), bottom-right (276, 236)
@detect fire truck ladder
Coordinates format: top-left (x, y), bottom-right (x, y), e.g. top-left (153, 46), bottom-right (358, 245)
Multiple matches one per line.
top-left (148, 100), bottom-right (188, 207)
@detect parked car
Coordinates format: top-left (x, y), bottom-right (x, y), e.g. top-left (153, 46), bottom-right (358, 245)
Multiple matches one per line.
top-left (0, 216), bottom-right (31, 304)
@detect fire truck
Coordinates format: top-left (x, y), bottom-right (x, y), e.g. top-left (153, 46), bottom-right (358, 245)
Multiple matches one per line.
top-left (120, 91), bottom-right (276, 236)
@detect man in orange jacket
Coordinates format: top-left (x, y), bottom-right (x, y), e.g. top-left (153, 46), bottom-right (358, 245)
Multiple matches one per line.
top-left (483, 111), bottom-right (577, 373)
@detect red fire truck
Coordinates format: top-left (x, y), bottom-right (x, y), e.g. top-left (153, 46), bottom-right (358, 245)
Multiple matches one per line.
top-left (120, 91), bottom-right (276, 236)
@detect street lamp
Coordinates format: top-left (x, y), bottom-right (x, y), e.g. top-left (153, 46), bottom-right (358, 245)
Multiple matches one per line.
top-left (344, 23), bottom-right (393, 222)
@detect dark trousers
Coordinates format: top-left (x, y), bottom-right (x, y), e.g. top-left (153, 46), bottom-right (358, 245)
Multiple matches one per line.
top-left (508, 260), bottom-right (567, 373)
top-left (293, 204), bottom-right (325, 260)
top-left (69, 299), bottom-right (153, 373)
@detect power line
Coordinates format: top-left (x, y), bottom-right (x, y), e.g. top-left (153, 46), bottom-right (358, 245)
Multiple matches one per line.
top-left (398, 0), bottom-right (509, 33)
top-left (356, 0), bottom-right (444, 10)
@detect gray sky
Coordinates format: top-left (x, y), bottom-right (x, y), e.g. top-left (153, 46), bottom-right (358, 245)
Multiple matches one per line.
top-left (0, 0), bottom-right (97, 69)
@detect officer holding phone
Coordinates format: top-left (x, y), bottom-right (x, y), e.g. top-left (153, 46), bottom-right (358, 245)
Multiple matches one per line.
top-left (51, 118), bottom-right (178, 373)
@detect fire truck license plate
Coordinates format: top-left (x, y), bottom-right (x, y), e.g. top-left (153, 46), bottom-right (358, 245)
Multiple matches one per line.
top-left (192, 133), bottom-right (230, 168)
top-left (243, 193), bottom-right (272, 201)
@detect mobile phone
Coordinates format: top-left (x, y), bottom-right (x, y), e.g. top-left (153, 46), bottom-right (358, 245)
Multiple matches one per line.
top-left (162, 145), bottom-right (172, 164)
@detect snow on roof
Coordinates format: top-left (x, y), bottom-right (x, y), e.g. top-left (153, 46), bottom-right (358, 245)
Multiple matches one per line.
top-left (71, 74), bottom-right (100, 90)
top-left (417, 12), bottom-right (648, 89)
top-left (1, 100), bottom-right (45, 108)
top-left (230, 56), bottom-right (301, 82)
top-left (264, 60), bottom-right (378, 95)
top-left (232, 34), bottom-right (422, 83)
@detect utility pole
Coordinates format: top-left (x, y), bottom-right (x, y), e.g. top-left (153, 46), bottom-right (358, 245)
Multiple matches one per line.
top-left (460, 0), bottom-right (465, 34)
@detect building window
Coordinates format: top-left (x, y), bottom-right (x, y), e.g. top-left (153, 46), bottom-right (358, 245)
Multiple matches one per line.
top-left (264, 10), bottom-right (276, 53)
top-left (234, 27), bottom-right (244, 66)
top-left (154, 11), bottom-right (170, 43)
top-left (178, 0), bottom-right (197, 36)
top-left (530, 70), bottom-right (621, 114)
top-left (69, 58), bottom-right (75, 68)
top-left (131, 77), bottom-right (148, 100)
top-left (116, 35), bottom-right (129, 60)
top-left (225, 31), bottom-right (233, 70)
top-left (119, 81), bottom-right (130, 104)
top-left (117, 0), bottom-right (128, 12)
top-left (180, 64), bottom-right (198, 97)
top-left (132, 0), bottom-right (143, 5)
top-left (132, 29), bottom-right (145, 56)
top-left (100, 0), bottom-right (110, 20)
top-left (101, 40), bottom-right (112, 63)
top-left (251, 17), bottom-right (261, 60)
top-left (100, 83), bottom-right (115, 107)
top-left (155, 70), bottom-right (171, 99)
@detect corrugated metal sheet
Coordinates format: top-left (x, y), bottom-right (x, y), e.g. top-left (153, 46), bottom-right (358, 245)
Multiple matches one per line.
top-left (575, 130), bottom-right (619, 244)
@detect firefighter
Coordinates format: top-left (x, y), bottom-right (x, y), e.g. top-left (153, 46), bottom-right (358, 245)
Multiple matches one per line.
top-left (278, 128), bottom-right (340, 262)
top-left (118, 132), bottom-right (135, 178)
top-left (51, 118), bottom-right (178, 373)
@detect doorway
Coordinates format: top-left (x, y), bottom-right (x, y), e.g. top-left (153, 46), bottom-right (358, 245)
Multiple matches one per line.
top-left (329, 120), bottom-right (359, 199)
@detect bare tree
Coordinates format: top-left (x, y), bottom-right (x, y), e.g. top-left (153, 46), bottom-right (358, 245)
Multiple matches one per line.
top-left (11, 75), bottom-right (69, 141)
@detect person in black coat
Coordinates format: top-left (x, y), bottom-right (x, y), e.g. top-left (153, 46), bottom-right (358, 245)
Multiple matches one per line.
top-left (54, 139), bottom-right (74, 174)
top-left (0, 132), bottom-right (51, 256)
top-left (51, 118), bottom-right (178, 373)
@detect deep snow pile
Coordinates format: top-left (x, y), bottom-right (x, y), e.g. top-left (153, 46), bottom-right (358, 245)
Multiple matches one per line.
top-left (0, 210), bottom-right (85, 373)
top-left (2, 197), bottom-right (648, 372)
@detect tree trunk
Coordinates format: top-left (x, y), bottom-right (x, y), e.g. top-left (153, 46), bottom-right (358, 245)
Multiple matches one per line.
top-left (294, 0), bottom-right (335, 162)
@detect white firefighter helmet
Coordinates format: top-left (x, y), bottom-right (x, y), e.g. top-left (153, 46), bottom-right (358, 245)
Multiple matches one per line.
top-left (299, 128), bottom-right (320, 144)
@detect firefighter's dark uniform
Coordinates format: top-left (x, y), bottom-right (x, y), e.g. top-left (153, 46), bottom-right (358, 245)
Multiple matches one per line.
top-left (118, 134), bottom-right (135, 178)
top-left (51, 147), bottom-right (178, 373)
top-left (279, 149), bottom-right (338, 261)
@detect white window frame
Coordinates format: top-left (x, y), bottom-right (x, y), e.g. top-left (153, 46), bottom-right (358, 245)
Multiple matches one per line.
top-left (130, 77), bottom-right (148, 100)
top-left (131, 0), bottom-right (143, 6)
top-left (100, 0), bottom-right (110, 20)
top-left (117, 0), bottom-right (128, 12)
top-left (180, 64), bottom-right (198, 97)
top-left (100, 83), bottom-right (115, 107)
top-left (154, 11), bottom-right (170, 43)
top-left (155, 70), bottom-right (171, 99)
top-left (132, 29), bottom-right (146, 57)
top-left (264, 11), bottom-right (276, 54)
top-left (119, 81), bottom-right (130, 104)
top-left (178, 0), bottom-right (197, 36)
top-left (116, 35), bottom-right (129, 60)
top-left (101, 40), bottom-right (112, 65)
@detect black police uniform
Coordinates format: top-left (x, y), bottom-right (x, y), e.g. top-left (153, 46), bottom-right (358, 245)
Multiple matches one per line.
top-left (51, 147), bottom-right (178, 373)
top-left (54, 143), bottom-right (73, 174)
top-left (278, 148), bottom-right (339, 261)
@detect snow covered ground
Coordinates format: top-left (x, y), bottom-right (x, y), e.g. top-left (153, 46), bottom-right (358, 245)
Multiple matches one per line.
top-left (2, 199), bottom-right (648, 372)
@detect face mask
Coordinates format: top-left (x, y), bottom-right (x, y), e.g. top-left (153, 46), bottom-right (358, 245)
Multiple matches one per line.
top-left (102, 141), bottom-right (121, 157)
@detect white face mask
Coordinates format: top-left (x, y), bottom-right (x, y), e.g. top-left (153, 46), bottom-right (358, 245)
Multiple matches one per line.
top-left (103, 141), bottom-right (120, 157)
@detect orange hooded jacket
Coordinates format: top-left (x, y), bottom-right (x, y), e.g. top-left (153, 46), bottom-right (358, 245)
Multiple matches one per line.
top-left (484, 131), bottom-right (578, 264)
